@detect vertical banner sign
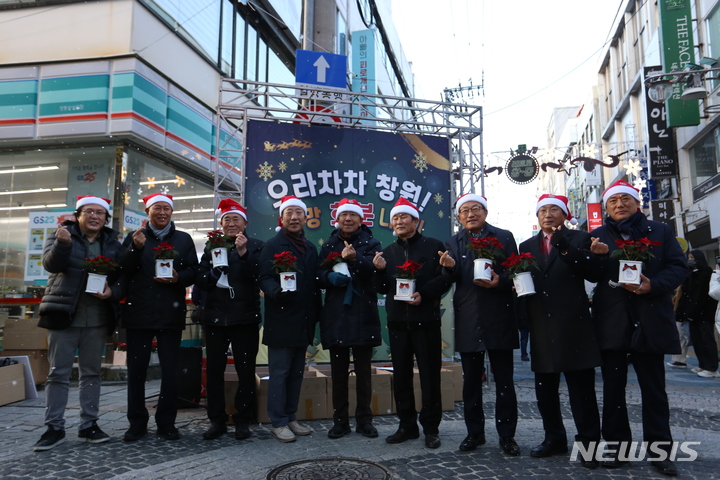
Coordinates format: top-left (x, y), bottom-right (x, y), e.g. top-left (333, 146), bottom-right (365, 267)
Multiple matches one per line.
top-left (351, 29), bottom-right (377, 122)
top-left (245, 121), bottom-right (452, 361)
top-left (658, 0), bottom-right (700, 127)
top-left (650, 199), bottom-right (677, 234)
top-left (644, 66), bottom-right (678, 177)
top-left (587, 203), bottom-right (603, 231)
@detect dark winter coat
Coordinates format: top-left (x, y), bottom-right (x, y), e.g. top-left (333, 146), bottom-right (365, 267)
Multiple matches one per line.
top-left (38, 221), bottom-right (122, 332)
top-left (117, 223), bottom-right (198, 330)
top-left (317, 226), bottom-right (382, 349)
top-left (518, 228), bottom-right (601, 373)
top-left (372, 233), bottom-right (452, 329)
top-left (589, 214), bottom-right (687, 354)
top-left (258, 231), bottom-right (321, 348)
top-left (195, 238), bottom-right (264, 327)
top-left (444, 224), bottom-right (519, 352)
top-left (676, 249), bottom-right (718, 324)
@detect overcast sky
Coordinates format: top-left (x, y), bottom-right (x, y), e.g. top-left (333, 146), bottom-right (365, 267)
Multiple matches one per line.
top-left (391, 0), bottom-right (622, 238)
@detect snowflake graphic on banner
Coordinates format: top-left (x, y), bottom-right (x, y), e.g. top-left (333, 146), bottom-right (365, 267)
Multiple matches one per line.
top-left (278, 161), bottom-right (288, 173)
top-left (433, 193), bottom-right (443, 204)
top-left (633, 178), bottom-right (647, 191)
top-left (438, 210), bottom-right (444, 218)
top-left (256, 161), bottom-right (276, 181)
top-left (623, 159), bottom-right (642, 177)
top-left (161, 185), bottom-right (170, 194)
top-left (412, 152), bottom-right (428, 172)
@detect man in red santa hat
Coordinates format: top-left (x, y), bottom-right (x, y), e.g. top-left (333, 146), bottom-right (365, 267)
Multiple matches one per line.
top-left (372, 197), bottom-right (452, 449)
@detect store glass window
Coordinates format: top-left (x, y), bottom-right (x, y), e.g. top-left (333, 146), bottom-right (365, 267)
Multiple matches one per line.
top-left (707, 4), bottom-right (720, 92)
top-left (689, 128), bottom-right (720, 188)
top-left (0, 146), bottom-right (115, 295)
top-left (123, 149), bottom-right (215, 252)
top-left (267, 0), bottom-right (302, 40)
top-left (221, 0), bottom-right (235, 75)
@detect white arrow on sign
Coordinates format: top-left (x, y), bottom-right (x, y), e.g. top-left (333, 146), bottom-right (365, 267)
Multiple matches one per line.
top-left (313, 55), bottom-right (330, 83)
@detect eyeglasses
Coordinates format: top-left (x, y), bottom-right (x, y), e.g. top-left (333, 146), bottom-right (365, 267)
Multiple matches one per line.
top-left (537, 207), bottom-right (564, 217)
top-left (82, 209), bottom-right (106, 217)
top-left (458, 206), bottom-right (484, 216)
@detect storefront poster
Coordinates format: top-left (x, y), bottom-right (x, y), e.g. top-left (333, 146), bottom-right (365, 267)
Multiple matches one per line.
top-left (24, 210), bottom-right (77, 282)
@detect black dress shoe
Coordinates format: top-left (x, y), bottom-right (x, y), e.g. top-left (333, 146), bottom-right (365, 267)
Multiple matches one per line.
top-left (327, 424), bottom-right (351, 439)
top-left (580, 458), bottom-right (600, 469)
top-left (234, 424), bottom-right (251, 440)
top-left (425, 434), bottom-right (441, 449)
top-left (356, 423), bottom-right (379, 438)
top-left (650, 459), bottom-right (678, 476)
top-left (499, 436), bottom-right (521, 456)
top-left (156, 425), bottom-right (180, 441)
top-left (122, 425), bottom-right (147, 442)
top-left (386, 427), bottom-right (420, 444)
top-left (459, 434), bottom-right (486, 451)
top-left (202, 421), bottom-right (227, 440)
top-left (530, 439), bottom-right (568, 458)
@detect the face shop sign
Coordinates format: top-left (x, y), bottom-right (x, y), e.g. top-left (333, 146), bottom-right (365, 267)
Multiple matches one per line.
top-left (505, 153), bottom-right (539, 185)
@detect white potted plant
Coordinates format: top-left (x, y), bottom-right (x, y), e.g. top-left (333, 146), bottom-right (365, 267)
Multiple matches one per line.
top-left (502, 252), bottom-right (538, 297)
top-left (465, 236), bottom-right (505, 281)
top-left (153, 242), bottom-right (177, 278)
top-left (393, 259), bottom-right (423, 301)
top-left (273, 251), bottom-right (299, 291)
top-left (81, 255), bottom-right (118, 294)
top-left (611, 237), bottom-right (661, 285)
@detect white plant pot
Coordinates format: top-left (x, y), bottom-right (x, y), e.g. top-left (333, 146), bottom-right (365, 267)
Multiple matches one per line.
top-left (394, 278), bottom-right (416, 301)
top-left (473, 258), bottom-right (493, 281)
top-left (332, 262), bottom-right (351, 277)
top-left (618, 260), bottom-right (642, 285)
top-left (280, 271), bottom-right (297, 291)
top-left (85, 273), bottom-right (107, 294)
top-left (211, 247), bottom-right (229, 268)
top-left (513, 271), bottom-right (536, 297)
top-left (155, 259), bottom-right (174, 278)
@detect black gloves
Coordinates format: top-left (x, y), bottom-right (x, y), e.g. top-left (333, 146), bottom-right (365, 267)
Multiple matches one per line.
top-left (550, 229), bottom-right (570, 252)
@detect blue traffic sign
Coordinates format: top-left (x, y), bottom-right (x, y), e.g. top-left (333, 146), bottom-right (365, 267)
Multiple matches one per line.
top-left (295, 49), bottom-right (347, 90)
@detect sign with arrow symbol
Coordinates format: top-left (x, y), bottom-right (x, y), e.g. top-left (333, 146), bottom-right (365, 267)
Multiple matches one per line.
top-left (295, 49), bottom-right (347, 91)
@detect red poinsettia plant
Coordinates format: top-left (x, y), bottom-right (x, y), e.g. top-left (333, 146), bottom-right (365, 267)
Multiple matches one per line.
top-left (320, 251), bottom-right (344, 269)
top-left (466, 237), bottom-right (505, 260)
top-left (611, 237), bottom-right (661, 262)
top-left (501, 252), bottom-right (538, 278)
top-left (394, 259), bottom-right (423, 280)
top-left (273, 251), bottom-right (299, 273)
top-left (153, 242), bottom-right (177, 260)
top-left (205, 230), bottom-right (233, 249)
top-left (81, 255), bottom-right (118, 275)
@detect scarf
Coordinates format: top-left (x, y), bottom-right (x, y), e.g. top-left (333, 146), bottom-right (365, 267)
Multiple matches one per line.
top-left (606, 211), bottom-right (645, 240)
top-left (281, 227), bottom-right (306, 256)
top-left (147, 221), bottom-right (173, 241)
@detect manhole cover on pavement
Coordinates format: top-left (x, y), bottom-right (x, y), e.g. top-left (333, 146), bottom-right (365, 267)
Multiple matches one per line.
top-left (266, 457), bottom-right (391, 479)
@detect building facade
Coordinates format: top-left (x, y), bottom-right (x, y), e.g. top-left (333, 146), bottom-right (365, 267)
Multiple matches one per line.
top-left (0, 0), bottom-right (416, 295)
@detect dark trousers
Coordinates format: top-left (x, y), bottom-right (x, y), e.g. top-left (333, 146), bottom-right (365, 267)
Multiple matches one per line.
top-left (689, 320), bottom-right (719, 372)
top-left (204, 324), bottom-right (259, 425)
top-left (519, 329), bottom-right (530, 357)
top-left (329, 345), bottom-right (373, 426)
top-left (126, 329), bottom-right (182, 427)
top-left (267, 346), bottom-right (306, 427)
top-left (535, 369), bottom-right (600, 445)
top-left (389, 327), bottom-right (442, 435)
top-left (460, 349), bottom-right (517, 438)
top-left (601, 350), bottom-right (673, 451)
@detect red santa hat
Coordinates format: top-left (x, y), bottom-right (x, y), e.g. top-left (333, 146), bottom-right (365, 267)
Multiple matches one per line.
top-left (276, 195), bottom-right (307, 232)
top-left (536, 194), bottom-right (577, 225)
top-left (76, 195), bottom-right (110, 212)
top-left (142, 193), bottom-right (174, 209)
top-left (602, 179), bottom-right (641, 205)
top-left (455, 193), bottom-right (487, 214)
top-left (390, 196), bottom-right (419, 220)
top-left (334, 198), bottom-right (364, 227)
top-left (215, 198), bottom-right (247, 221)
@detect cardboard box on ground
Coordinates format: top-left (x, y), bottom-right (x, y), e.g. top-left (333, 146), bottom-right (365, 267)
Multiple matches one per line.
top-left (224, 365), bottom-right (328, 424)
top-left (1, 350), bottom-right (49, 385)
top-left (3, 317), bottom-right (48, 350)
top-left (223, 360), bottom-right (462, 424)
top-left (309, 365), bottom-right (394, 418)
top-left (0, 362), bottom-right (25, 406)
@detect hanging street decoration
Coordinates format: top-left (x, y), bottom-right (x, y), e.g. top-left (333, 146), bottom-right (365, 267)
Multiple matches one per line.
top-left (505, 152), bottom-right (540, 185)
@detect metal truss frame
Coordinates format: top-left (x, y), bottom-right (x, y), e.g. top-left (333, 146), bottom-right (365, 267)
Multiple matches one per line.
top-left (214, 78), bottom-right (484, 218)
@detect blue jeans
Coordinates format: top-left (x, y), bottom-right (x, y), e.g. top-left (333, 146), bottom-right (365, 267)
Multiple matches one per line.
top-left (266, 346), bottom-right (306, 427)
